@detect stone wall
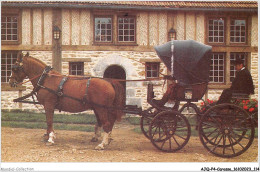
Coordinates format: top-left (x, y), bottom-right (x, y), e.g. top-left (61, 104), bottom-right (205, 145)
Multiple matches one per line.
top-left (1, 51), bottom-right (52, 111)
top-left (62, 51), bottom-right (167, 109)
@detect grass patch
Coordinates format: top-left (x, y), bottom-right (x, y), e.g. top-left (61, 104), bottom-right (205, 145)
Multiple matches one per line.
top-left (2, 112), bottom-right (97, 124)
top-left (1, 111), bottom-right (96, 132)
top-left (126, 116), bottom-right (140, 125)
top-left (2, 121), bottom-right (95, 132)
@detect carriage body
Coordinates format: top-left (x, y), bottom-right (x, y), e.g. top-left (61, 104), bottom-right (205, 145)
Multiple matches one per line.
top-left (141, 40), bottom-right (255, 158)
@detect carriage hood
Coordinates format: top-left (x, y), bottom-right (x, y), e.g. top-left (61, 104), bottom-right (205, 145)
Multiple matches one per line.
top-left (154, 40), bottom-right (212, 85)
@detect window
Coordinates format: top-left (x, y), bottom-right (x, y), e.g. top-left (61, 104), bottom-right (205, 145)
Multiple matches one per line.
top-left (94, 17), bottom-right (112, 42)
top-left (69, 62), bottom-right (84, 76)
top-left (208, 18), bottom-right (224, 43)
top-left (1, 51), bottom-right (18, 83)
top-left (1, 15), bottom-right (18, 41)
top-left (230, 53), bottom-right (247, 82)
top-left (230, 19), bottom-right (246, 43)
top-left (118, 17), bottom-right (135, 42)
top-left (210, 53), bottom-right (225, 83)
top-left (146, 62), bottom-right (160, 78)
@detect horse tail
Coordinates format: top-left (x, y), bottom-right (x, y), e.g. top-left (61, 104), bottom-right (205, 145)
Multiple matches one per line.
top-left (110, 80), bottom-right (125, 121)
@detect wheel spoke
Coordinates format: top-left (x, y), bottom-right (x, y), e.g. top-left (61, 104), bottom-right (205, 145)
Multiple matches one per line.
top-left (231, 130), bottom-right (250, 140)
top-left (151, 126), bottom-right (159, 138)
top-left (174, 133), bottom-right (187, 140)
top-left (230, 134), bottom-right (245, 149)
top-left (227, 135), bottom-right (236, 155)
top-left (222, 134), bottom-right (226, 155)
top-left (205, 128), bottom-right (219, 138)
top-left (172, 135), bottom-right (180, 147)
top-left (169, 136), bottom-right (172, 150)
top-left (204, 130), bottom-right (221, 145)
top-left (212, 134), bottom-right (223, 152)
top-left (160, 138), bottom-right (167, 149)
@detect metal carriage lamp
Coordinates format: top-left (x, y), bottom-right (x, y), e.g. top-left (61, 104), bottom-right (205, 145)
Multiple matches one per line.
top-left (53, 26), bottom-right (61, 40)
top-left (168, 28), bottom-right (176, 41)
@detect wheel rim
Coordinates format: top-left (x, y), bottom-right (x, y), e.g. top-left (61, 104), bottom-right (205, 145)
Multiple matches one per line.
top-left (140, 116), bottom-right (153, 139)
top-left (149, 111), bottom-right (191, 152)
top-left (199, 104), bottom-right (255, 158)
top-left (140, 108), bottom-right (158, 139)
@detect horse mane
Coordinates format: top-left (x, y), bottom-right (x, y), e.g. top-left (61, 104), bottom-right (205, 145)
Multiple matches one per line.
top-left (25, 56), bottom-right (47, 68)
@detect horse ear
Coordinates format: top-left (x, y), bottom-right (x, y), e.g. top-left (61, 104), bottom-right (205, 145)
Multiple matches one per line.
top-left (17, 53), bottom-right (23, 62)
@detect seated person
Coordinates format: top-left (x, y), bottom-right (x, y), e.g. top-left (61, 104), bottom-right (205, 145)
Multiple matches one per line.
top-left (152, 75), bottom-right (179, 108)
top-left (153, 58), bottom-right (254, 107)
top-left (217, 58), bottom-right (254, 104)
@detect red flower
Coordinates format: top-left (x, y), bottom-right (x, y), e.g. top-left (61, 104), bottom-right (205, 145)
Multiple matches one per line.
top-left (249, 108), bottom-right (255, 112)
top-left (243, 105), bottom-right (248, 110)
top-left (255, 104), bottom-right (258, 108)
top-left (201, 102), bottom-right (204, 105)
top-left (210, 100), bottom-right (213, 104)
top-left (243, 100), bottom-right (246, 103)
top-left (207, 99), bottom-right (210, 103)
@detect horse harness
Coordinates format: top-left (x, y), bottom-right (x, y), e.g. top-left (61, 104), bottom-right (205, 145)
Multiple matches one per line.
top-left (14, 66), bottom-right (93, 111)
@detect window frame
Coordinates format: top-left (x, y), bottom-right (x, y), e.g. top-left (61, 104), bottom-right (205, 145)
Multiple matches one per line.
top-left (69, 62), bottom-right (84, 76)
top-left (229, 18), bottom-right (248, 45)
top-left (207, 17), bottom-right (226, 45)
top-left (117, 15), bottom-right (136, 43)
top-left (93, 15), bottom-right (113, 45)
top-left (1, 51), bottom-right (19, 83)
top-left (1, 9), bottom-right (21, 45)
top-left (209, 52), bottom-right (226, 84)
top-left (145, 62), bottom-right (160, 79)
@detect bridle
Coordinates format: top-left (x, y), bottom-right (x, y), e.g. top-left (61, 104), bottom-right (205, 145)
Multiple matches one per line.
top-left (10, 58), bottom-right (29, 87)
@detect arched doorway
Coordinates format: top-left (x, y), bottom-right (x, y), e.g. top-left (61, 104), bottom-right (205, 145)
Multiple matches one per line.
top-left (104, 65), bottom-right (126, 104)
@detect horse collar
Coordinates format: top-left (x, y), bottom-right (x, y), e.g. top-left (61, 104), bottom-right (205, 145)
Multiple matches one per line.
top-left (36, 66), bottom-right (53, 89)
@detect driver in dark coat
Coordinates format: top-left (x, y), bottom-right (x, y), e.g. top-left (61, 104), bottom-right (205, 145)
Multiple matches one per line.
top-left (217, 58), bottom-right (254, 104)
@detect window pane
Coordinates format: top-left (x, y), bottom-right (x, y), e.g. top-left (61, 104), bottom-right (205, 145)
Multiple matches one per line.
top-left (146, 62), bottom-right (159, 78)
top-left (1, 51), bottom-right (18, 83)
top-left (69, 62), bottom-right (84, 76)
top-left (209, 53), bottom-right (225, 83)
top-left (230, 19), bottom-right (246, 43)
top-left (118, 17), bottom-right (135, 42)
top-left (208, 19), bottom-right (224, 43)
top-left (95, 17), bottom-right (112, 42)
top-left (1, 15), bottom-right (18, 41)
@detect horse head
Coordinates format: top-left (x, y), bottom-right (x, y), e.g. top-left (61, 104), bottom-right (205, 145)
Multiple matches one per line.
top-left (9, 53), bottom-right (28, 87)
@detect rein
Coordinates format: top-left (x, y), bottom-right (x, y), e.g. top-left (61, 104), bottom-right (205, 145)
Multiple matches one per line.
top-left (16, 74), bottom-right (42, 86)
top-left (13, 65), bottom-right (166, 111)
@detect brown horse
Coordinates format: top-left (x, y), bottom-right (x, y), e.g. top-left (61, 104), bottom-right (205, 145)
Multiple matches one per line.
top-left (9, 53), bottom-right (125, 150)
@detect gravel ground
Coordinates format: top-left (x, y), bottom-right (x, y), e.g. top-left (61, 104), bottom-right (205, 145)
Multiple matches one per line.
top-left (1, 123), bottom-right (258, 162)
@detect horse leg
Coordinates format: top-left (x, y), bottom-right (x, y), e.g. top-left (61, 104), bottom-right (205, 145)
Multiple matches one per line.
top-left (91, 109), bottom-right (102, 142)
top-left (91, 123), bottom-right (102, 142)
top-left (94, 109), bottom-right (117, 150)
top-left (44, 105), bottom-right (56, 146)
top-left (93, 107), bottom-right (112, 150)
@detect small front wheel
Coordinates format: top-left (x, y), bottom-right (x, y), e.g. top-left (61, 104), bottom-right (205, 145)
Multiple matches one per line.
top-left (149, 111), bottom-right (191, 152)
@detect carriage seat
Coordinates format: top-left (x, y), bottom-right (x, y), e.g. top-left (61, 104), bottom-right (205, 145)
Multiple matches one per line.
top-left (231, 93), bottom-right (250, 100)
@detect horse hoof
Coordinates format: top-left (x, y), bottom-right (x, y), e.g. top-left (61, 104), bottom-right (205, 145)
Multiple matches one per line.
top-left (95, 144), bottom-right (104, 150)
top-left (46, 142), bottom-right (54, 146)
top-left (91, 137), bottom-right (98, 142)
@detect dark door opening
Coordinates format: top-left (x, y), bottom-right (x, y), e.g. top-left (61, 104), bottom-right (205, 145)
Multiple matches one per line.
top-left (104, 65), bottom-right (126, 104)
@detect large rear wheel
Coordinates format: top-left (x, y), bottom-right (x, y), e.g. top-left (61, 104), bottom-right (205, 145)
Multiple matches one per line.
top-left (198, 104), bottom-right (255, 158)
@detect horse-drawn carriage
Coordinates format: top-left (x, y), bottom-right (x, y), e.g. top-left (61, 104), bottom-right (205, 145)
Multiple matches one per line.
top-left (10, 40), bottom-right (255, 158)
top-left (127, 40), bottom-right (255, 158)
